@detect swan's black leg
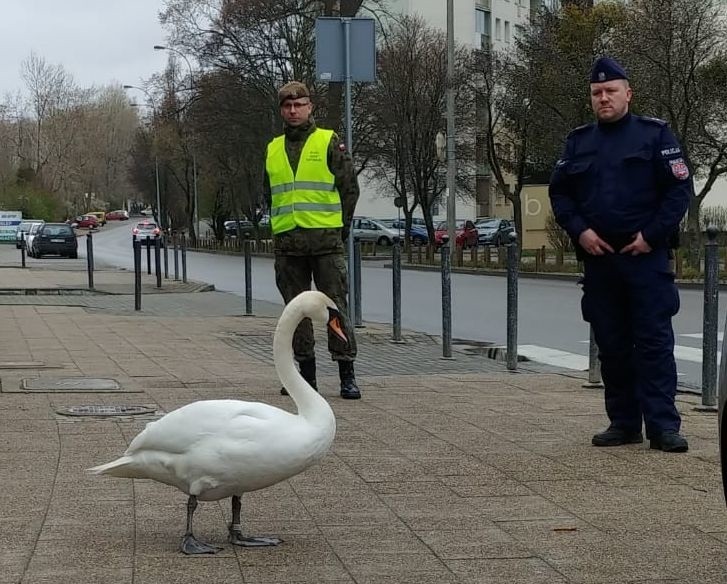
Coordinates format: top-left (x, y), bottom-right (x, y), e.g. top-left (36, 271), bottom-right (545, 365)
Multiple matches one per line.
top-left (228, 495), bottom-right (282, 547)
top-left (180, 495), bottom-right (223, 554)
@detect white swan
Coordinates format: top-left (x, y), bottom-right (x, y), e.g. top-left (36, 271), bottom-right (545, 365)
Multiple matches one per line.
top-left (89, 290), bottom-right (344, 554)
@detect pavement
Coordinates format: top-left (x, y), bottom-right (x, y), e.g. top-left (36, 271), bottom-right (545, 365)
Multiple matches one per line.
top-left (1, 245), bottom-right (727, 584)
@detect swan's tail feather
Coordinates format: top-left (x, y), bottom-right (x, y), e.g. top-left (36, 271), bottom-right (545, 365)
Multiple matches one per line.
top-left (87, 456), bottom-right (135, 477)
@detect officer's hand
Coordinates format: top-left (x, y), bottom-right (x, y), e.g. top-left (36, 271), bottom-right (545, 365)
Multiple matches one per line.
top-left (578, 229), bottom-right (614, 256)
top-left (620, 232), bottom-right (652, 256)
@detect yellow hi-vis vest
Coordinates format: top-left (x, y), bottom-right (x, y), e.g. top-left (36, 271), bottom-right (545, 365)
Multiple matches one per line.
top-left (266, 128), bottom-right (343, 235)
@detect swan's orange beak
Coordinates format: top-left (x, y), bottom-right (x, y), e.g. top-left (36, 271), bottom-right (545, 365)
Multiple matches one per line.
top-left (327, 309), bottom-right (348, 343)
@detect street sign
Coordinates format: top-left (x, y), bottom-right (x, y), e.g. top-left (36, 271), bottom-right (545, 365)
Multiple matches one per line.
top-left (315, 18), bottom-right (376, 83)
top-left (0, 210), bottom-right (21, 242)
top-left (394, 196), bottom-right (405, 209)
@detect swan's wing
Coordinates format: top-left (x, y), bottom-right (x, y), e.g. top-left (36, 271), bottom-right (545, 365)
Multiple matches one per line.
top-left (125, 399), bottom-right (293, 456)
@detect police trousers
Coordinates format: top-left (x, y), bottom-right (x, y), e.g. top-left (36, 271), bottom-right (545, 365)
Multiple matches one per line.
top-left (274, 252), bottom-right (357, 363)
top-left (581, 249), bottom-right (681, 437)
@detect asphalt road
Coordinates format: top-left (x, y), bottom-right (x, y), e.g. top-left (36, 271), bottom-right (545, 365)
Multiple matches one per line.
top-left (84, 221), bottom-right (727, 389)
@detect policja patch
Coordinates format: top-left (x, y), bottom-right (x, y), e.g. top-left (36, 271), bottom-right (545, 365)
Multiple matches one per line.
top-left (669, 158), bottom-right (690, 180)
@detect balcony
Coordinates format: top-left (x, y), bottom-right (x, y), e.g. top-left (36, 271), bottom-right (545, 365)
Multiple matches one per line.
top-left (476, 0), bottom-right (492, 10)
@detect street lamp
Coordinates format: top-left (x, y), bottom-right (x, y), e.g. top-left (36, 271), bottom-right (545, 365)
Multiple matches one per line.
top-left (446, 0), bottom-right (456, 260)
top-left (124, 85), bottom-right (162, 231)
top-left (154, 44), bottom-right (199, 239)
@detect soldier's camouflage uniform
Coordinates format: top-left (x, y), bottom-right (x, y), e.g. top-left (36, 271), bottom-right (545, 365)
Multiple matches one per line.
top-left (263, 117), bottom-right (359, 363)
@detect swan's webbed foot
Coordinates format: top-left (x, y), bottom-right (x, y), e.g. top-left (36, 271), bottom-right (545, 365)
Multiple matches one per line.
top-left (181, 534), bottom-right (223, 555)
top-left (228, 526), bottom-right (282, 547)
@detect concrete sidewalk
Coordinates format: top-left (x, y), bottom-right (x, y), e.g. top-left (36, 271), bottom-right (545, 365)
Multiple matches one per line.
top-left (1, 245), bottom-right (726, 584)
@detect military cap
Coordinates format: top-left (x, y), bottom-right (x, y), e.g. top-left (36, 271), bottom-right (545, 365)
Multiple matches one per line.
top-left (278, 81), bottom-right (310, 105)
top-left (590, 57), bottom-right (628, 84)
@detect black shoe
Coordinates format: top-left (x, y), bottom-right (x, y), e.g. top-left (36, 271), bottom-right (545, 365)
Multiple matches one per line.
top-left (650, 432), bottom-right (688, 453)
top-left (281, 359), bottom-right (317, 396)
top-left (591, 427), bottom-right (643, 447)
top-left (338, 361), bottom-right (361, 400)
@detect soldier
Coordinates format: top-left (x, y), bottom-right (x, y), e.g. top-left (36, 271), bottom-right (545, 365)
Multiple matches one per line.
top-left (263, 81), bottom-right (361, 400)
top-left (549, 57), bottom-right (692, 452)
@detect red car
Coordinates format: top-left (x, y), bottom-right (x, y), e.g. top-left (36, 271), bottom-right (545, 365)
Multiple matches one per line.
top-left (434, 220), bottom-right (478, 248)
top-left (70, 215), bottom-right (99, 229)
top-left (106, 210), bottom-right (129, 221)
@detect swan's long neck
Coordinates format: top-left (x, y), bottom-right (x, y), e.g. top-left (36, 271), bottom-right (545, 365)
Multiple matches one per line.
top-left (273, 303), bottom-right (335, 425)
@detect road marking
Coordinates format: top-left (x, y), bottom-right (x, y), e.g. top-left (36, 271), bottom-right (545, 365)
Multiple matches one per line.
top-left (680, 332), bottom-right (724, 341)
top-left (518, 345), bottom-right (589, 370)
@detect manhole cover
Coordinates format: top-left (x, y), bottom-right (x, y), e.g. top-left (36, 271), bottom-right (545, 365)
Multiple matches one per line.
top-left (21, 377), bottom-right (121, 391)
top-left (56, 405), bottom-right (155, 417)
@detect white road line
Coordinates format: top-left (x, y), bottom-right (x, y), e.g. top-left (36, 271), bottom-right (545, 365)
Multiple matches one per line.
top-left (680, 332), bottom-right (724, 341)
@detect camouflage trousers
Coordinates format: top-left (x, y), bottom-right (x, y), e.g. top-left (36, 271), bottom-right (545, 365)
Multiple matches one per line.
top-left (274, 252), bottom-right (357, 363)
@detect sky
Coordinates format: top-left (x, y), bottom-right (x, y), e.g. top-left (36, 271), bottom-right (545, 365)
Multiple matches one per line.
top-left (0, 0), bottom-right (170, 96)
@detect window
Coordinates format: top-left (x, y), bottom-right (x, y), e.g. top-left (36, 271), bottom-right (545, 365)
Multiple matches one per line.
top-left (475, 8), bottom-right (486, 33)
top-left (505, 21), bottom-right (511, 43)
top-left (495, 18), bottom-right (501, 41)
top-left (475, 8), bottom-right (491, 49)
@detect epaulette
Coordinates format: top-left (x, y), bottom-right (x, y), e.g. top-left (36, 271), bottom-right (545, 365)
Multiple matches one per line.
top-left (637, 115), bottom-right (667, 126)
top-left (567, 123), bottom-right (593, 137)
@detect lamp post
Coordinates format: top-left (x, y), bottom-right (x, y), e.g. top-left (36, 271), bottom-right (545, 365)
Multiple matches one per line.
top-left (154, 45), bottom-right (199, 240)
top-left (446, 0), bottom-right (456, 260)
top-left (124, 85), bottom-right (162, 231)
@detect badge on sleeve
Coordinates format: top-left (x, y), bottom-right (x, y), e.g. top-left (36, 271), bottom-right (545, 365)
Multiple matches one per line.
top-left (669, 158), bottom-right (689, 180)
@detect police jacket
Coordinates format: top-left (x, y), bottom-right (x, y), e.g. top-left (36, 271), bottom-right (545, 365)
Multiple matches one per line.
top-left (549, 113), bottom-right (692, 255)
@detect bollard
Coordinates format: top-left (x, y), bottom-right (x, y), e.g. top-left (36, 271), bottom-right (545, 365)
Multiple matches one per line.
top-left (699, 226), bottom-right (719, 409)
top-left (154, 236), bottom-right (162, 288)
top-left (86, 231), bottom-right (94, 290)
top-left (133, 238), bottom-right (142, 311)
top-left (146, 236), bottom-right (152, 275)
top-left (441, 237), bottom-right (453, 359)
top-left (181, 235), bottom-right (188, 284)
top-left (354, 238), bottom-right (363, 328)
top-left (20, 232), bottom-right (26, 268)
top-left (173, 235), bottom-right (180, 281)
top-left (392, 235), bottom-right (403, 343)
top-left (506, 231), bottom-right (519, 370)
top-left (163, 234), bottom-right (169, 279)
top-left (244, 235), bottom-right (253, 316)
top-left (582, 325), bottom-right (603, 388)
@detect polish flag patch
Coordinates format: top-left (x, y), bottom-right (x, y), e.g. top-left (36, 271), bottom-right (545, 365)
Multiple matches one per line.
top-left (669, 159), bottom-right (689, 180)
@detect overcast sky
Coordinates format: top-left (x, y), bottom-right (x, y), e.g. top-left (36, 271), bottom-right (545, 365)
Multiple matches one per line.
top-left (0, 0), bottom-right (170, 96)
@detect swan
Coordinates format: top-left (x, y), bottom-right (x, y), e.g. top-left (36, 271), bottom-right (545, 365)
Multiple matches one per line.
top-left (89, 290), bottom-right (344, 554)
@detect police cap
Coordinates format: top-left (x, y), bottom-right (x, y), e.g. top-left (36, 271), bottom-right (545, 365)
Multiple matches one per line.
top-left (278, 81), bottom-right (310, 105)
top-left (590, 57), bottom-right (628, 84)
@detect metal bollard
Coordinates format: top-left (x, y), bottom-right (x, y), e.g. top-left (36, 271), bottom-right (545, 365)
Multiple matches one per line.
top-left (146, 236), bottom-right (152, 275)
top-left (441, 237), bottom-right (453, 359)
top-left (20, 232), bottom-right (26, 268)
top-left (699, 226), bottom-right (719, 409)
top-left (163, 234), bottom-right (169, 279)
top-left (181, 235), bottom-right (188, 284)
top-left (154, 236), bottom-right (162, 288)
top-left (244, 235), bottom-right (253, 316)
top-left (582, 325), bottom-right (603, 388)
top-left (133, 238), bottom-right (142, 311)
top-left (173, 235), bottom-right (180, 281)
top-left (506, 232), bottom-right (519, 370)
top-left (86, 231), bottom-right (94, 290)
top-left (354, 238), bottom-right (363, 327)
top-left (392, 236), bottom-right (403, 343)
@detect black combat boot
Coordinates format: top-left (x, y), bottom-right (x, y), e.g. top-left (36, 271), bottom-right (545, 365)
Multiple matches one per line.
top-left (281, 358), bottom-right (317, 396)
top-left (591, 426), bottom-right (643, 447)
top-left (338, 361), bottom-right (361, 400)
top-left (650, 432), bottom-right (688, 453)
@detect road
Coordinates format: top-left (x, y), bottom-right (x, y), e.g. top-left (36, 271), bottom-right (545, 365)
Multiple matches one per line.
top-left (83, 221), bottom-right (727, 389)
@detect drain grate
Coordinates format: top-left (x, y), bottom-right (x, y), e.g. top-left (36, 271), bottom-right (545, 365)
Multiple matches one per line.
top-left (56, 405), bottom-right (156, 417)
top-left (21, 377), bottom-right (120, 391)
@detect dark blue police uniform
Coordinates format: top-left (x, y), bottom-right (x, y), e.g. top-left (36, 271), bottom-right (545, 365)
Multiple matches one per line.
top-left (549, 57), bottom-right (692, 445)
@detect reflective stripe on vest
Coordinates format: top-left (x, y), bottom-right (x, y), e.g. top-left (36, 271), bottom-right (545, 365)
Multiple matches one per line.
top-left (266, 128), bottom-right (343, 234)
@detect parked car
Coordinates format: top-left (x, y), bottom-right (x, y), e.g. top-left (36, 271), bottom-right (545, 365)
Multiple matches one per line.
top-left (31, 223), bottom-right (78, 259)
top-left (25, 222), bottom-right (45, 257)
top-left (132, 221), bottom-right (162, 246)
top-left (379, 219), bottom-right (429, 245)
top-left (69, 214), bottom-right (99, 229)
top-left (106, 209), bottom-right (129, 221)
top-left (475, 217), bottom-right (515, 246)
top-left (351, 217), bottom-right (399, 246)
top-left (434, 220), bottom-right (479, 248)
top-left (87, 211), bottom-right (107, 226)
top-left (224, 219), bottom-right (254, 238)
top-left (15, 220), bottom-right (44, 249)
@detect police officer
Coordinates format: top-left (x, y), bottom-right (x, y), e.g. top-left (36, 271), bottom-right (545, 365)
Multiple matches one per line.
top-left (549, 57), bottom-right (692, 452)
top-left (263, 81), bottom-right (361, 400)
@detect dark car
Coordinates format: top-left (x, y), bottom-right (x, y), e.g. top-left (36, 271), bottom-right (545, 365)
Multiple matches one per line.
top-left (224, 220), bottom-right (254, 238)
top-left (31, 223), bottom-right (78, 259)
top-left (475, 218), bottom-right (515, 246)
top-left (380, 219), bottom-right (429, 245)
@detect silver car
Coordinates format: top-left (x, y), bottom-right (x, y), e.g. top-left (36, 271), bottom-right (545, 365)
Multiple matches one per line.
top-left (16, 220), bottom-right (44, 249)
top-left (351, 217), bottom-right (399, 246)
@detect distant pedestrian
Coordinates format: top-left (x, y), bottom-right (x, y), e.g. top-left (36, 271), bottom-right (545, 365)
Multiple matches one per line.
top-left (263, 81), bottom-right (361, 399)
top-left (549, 57), bottom-right (692, 452)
